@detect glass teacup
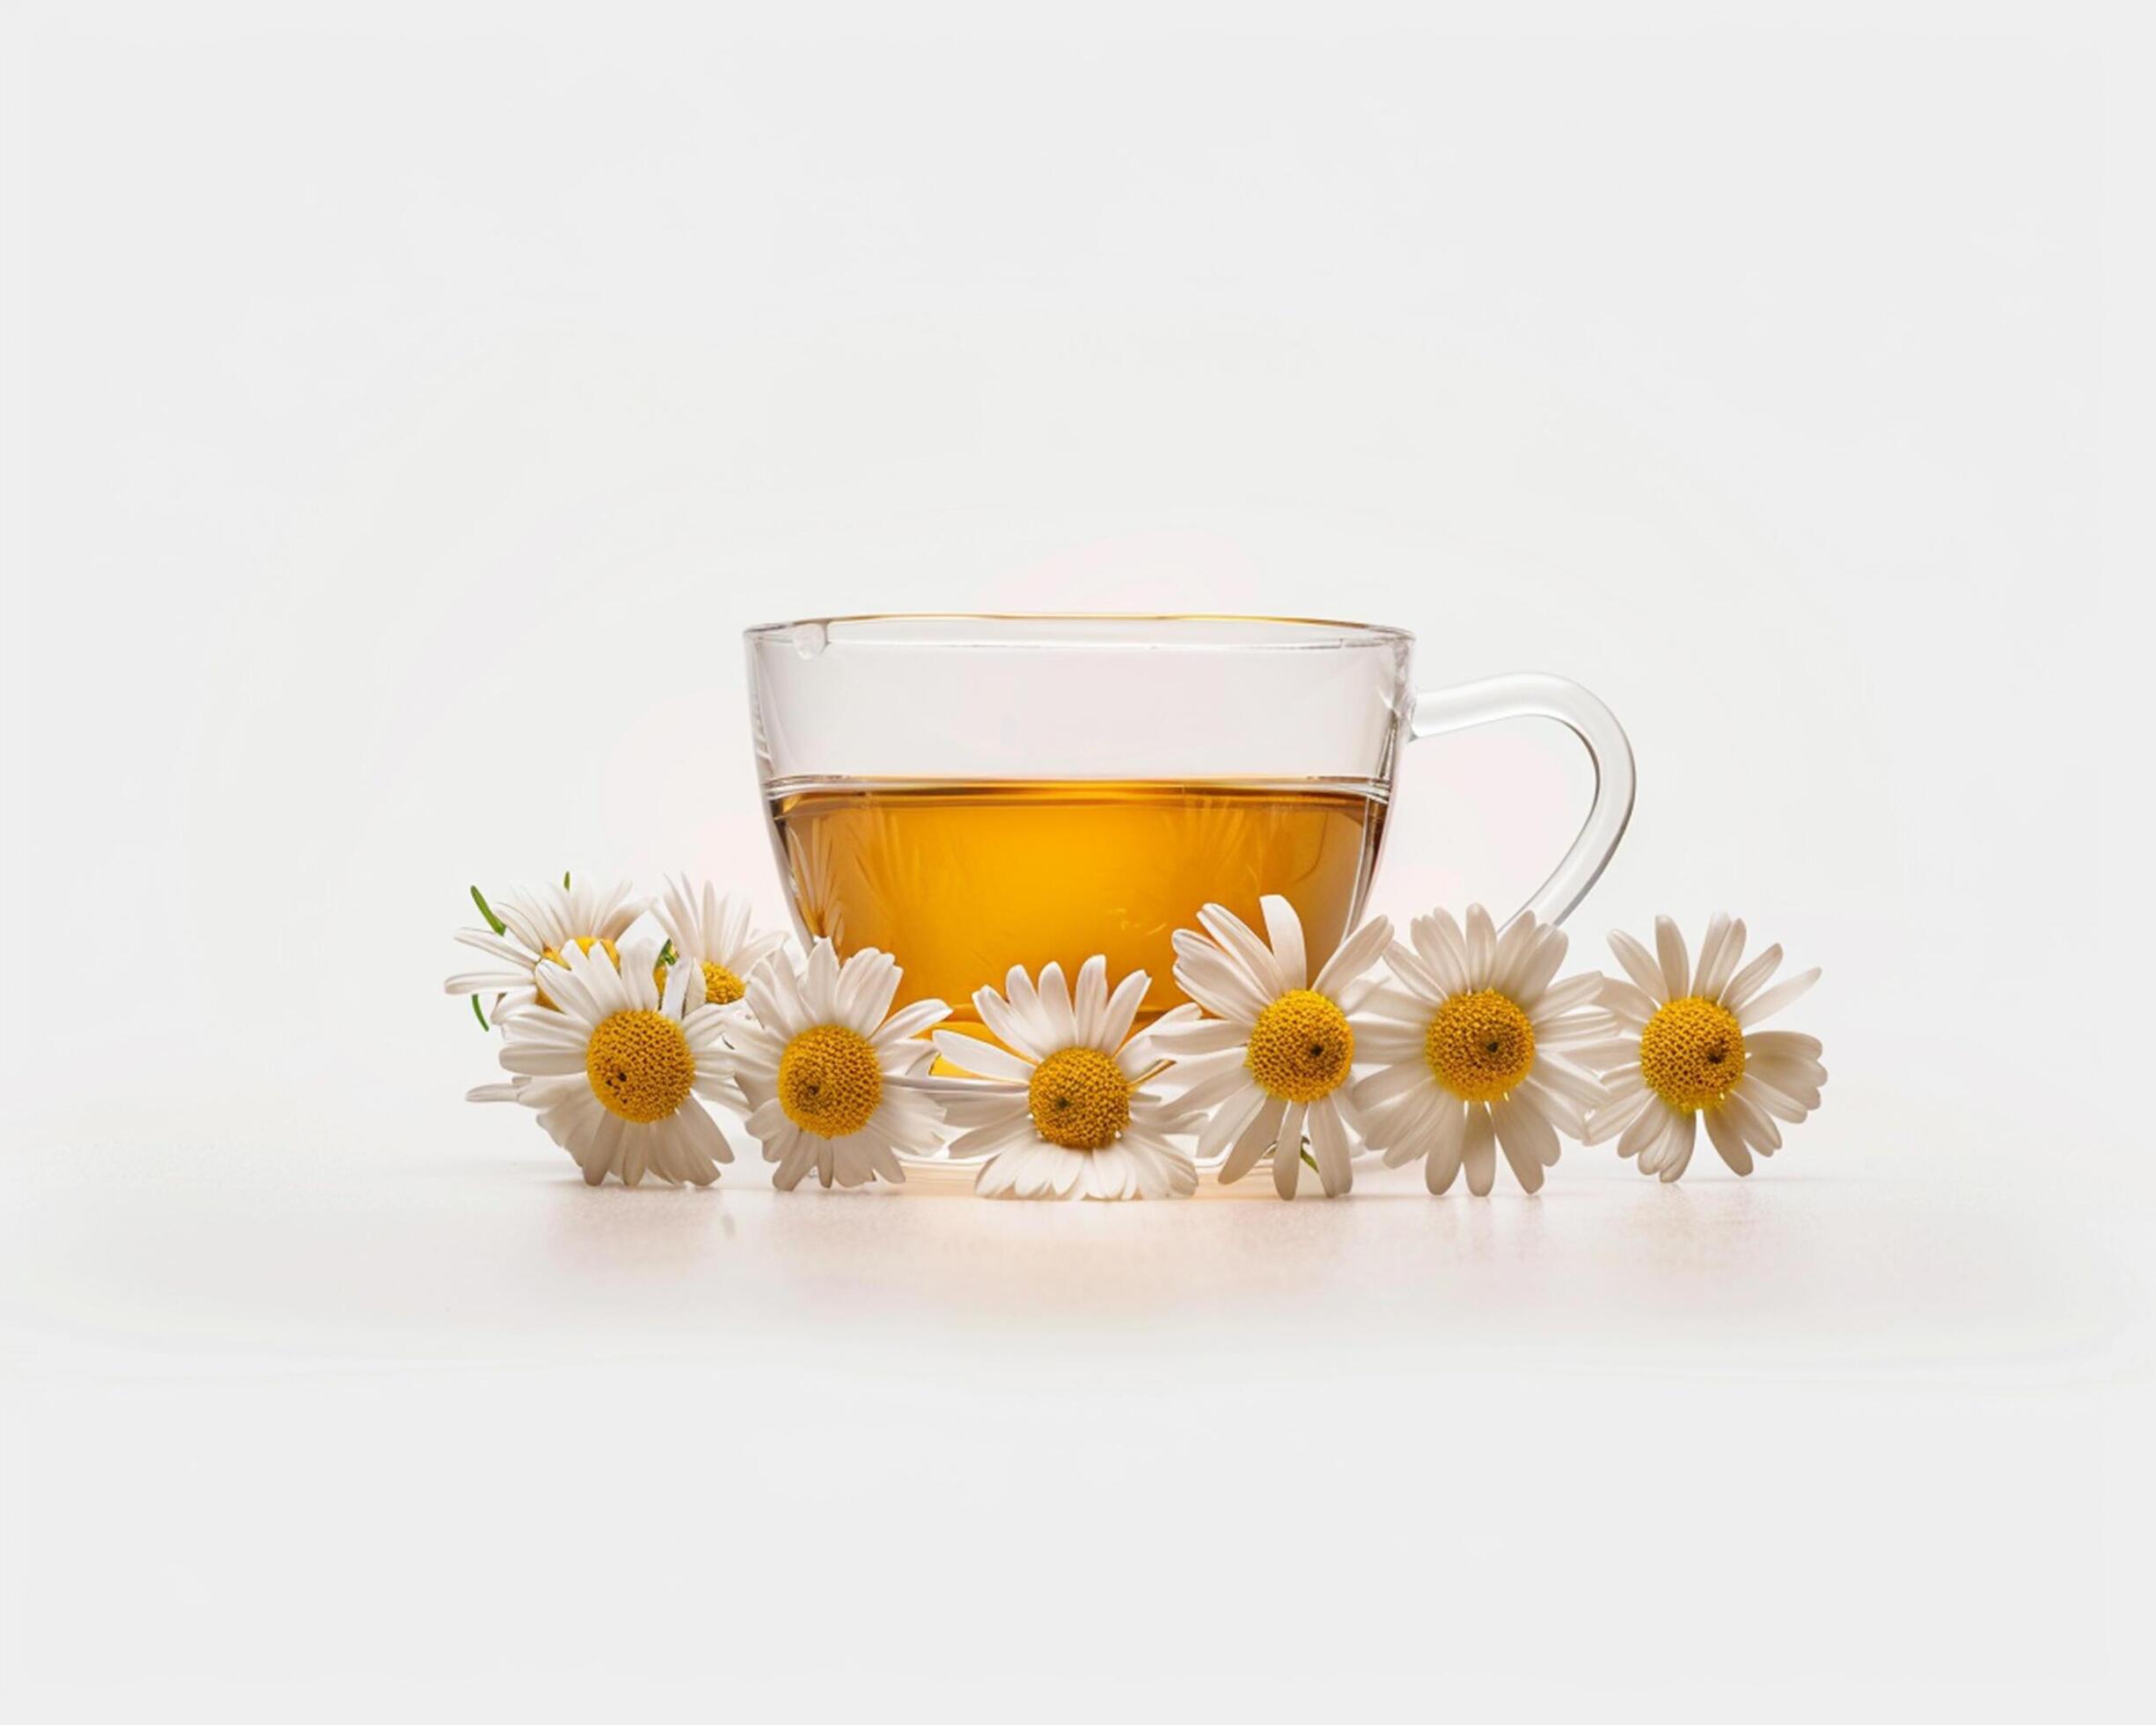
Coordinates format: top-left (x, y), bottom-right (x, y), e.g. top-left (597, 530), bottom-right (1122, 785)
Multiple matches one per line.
top-left (745, 614), bottom-right (1632, 1033)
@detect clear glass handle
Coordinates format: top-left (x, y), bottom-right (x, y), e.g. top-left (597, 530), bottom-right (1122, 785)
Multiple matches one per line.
top-left (1409, 672), bottom-right (1636, 929)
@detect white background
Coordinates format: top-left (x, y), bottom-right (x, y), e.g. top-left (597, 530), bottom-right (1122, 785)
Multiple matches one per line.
top-left (4, 1), bottom-right (2150, 1717)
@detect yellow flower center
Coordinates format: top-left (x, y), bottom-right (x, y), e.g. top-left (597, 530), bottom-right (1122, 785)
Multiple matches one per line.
top-left (700, 961), bottom-right (746, 1006)
top-left (652, 958), bottom-right (747, 1006)
top-left (583, 1009), bottom-right (695, 1123)
top-left (1423, 988), bottom-right (1537, 1102)
top-left (1027, 1046), bottom-right (1133, 1150)
top-left (1638, 995), bottom-right (1748, 1112)
top-left (778, 1024), bottom-right (884, 1138)
top-left (535, 936), bottom-right (620, 1010)
top-left (1245, 989), bottom-right (1355, 1103)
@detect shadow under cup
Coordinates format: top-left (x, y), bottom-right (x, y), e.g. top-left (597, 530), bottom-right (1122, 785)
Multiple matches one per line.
top-left (744, 616), bottom-right (1413, 1036)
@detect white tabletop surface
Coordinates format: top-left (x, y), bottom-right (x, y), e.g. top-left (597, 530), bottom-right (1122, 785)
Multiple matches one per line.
top-left (6, 1092), bottom-right (2148, 1719)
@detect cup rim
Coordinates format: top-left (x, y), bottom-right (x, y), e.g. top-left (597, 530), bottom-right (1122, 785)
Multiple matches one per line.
top-left (743, 613), bottom-right (1413, 648)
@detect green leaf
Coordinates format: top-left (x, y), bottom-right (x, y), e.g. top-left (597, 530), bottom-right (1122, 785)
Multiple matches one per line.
top-left (562, 870), bottom-right (571, 889)
top-left (657, 940), bottom-right (678, 966)
top-left (471, 995), bottom-right (490, 1031)
top-left (1300, 1148), bottom-right (1319, 1173)
top-left (468, 885), bottom-right (507, 936)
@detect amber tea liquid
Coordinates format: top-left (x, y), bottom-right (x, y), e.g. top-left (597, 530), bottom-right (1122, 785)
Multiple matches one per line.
top-left (766, 778), bottom-right (1389, 1032)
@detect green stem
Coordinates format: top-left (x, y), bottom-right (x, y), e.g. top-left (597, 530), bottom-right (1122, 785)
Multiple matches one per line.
top-left (468, 885), bottom-right (507, 936)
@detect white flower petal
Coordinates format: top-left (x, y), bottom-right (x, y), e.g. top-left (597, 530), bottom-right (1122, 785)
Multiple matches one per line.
top-left (1462, 905), bottom-right (1498, 988)
top-left (1072, 956), bottom-right (1111, 1048)
top-left (1508, 923), bottom-right (1568, 1007)
top-left (1460, 1104), bottom-right (1497, 1196)
top-left (1260, 895), bottom-right (1309, 992)
top-left (1704, 1106), bottom-right (1753, 1176)
top-left (1698, 917), bottom-right (1748, 1001)
top-left (1411, 910), bottom-right (1470, 997)
top-left (929, 1031), bottom-right (1037, 1083)
top-left (1495, 1093), bottom-right (1562, 1171)
top-left (838, 949), bottom-right (902, 1031)
top-left (1745, 1070), bottom-right (1822, 1115)
top-left (1197, 902), bottom-right (1287, 1000)
top-left (1582, 1088), bottom-right (1651, 1147)
top-left (803, 939), bottom-right (841, 1022)
top-left (501, 1044), bottom-right (587, 1078)
top-left (1035, 962), bottom-right (1081, 1049)
top-left (1144, 1014), bottom-right (1250, 1058)
top-left (1177, 1061), bottom-right (1265, 1117)
top-left (1656, 1112), bottom-right (1698, 1182)
top-left (874, 998), bottom-right (950, 1049)
top-left (1536, 1011), bottom-right (1617, 1050)
top-left (1196, 1088), bottom-right (1268, 1162)
top-left (1535, 973), bottom-right (1606, 1020)
top-left (1653, 916), bottom-right (1690, 1001)
top-left (1529, 1052), bottom-right (1607, 1112)
top-left (1738, 1075), bottom-right (1811, 1125)
top-left (1353, 1060), bottom-right (1436, 1112)
top-left (1492, 1099), bottom-right (1551, 1193)
top-left (1736, 969), bottom-right (1820, 1029)
top-left (1172, 945), bottom-right (1270, 1025)
top-left (1573, 1037), bottom-right (1645, 1074)
top-left (1354, 1018), bottom-right (1432, 1063)
top-left (1606, 929), bottom-right (1667, 1002)
top-left (1425, 1098), bottom-right (1468, 1193)
top-left (1272, 1104), bottom-right (1308, 1199)
top-left (1722, 1090), bottom-right (1782, 1156)
top-left (1690, 913), bottom-right (1734, 998)
top-left (1220, 1097), bottom-right (1287, 1184)
top-left (1595, 970), bottom-right (1655, 1026)
top-left (1746, 1029), bottom-right (1823, 1062)
top-left (1308, 1097), bottom-right (1353, 1196)
top-left (1749, 1052), bottom-right (1828, 1092)
top-left (1314, 915), bottom-right (1392, 998)
top-left (1365, 1078), bottom-right (1444, 1156)
top-left (1720, 944), bottom-right (1783, 1012)
top-left (1514, 1076), bottom-right (1587, 1140)
top-left (1488, 913), bottom-right (1541, 1000)
top-left (1380, 942), bottom-right (1448, 1007)
top-left (1097, 969), bottom-right (1153, 1055)
top-left (1618, 1099), bottom-right (1673, 1161)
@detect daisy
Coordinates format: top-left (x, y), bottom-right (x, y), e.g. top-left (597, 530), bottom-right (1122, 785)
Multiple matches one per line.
top-left (444, 875), bottom-right (647, 1025)
top-left (727, 939), bottom-right (950, 1190)
top-left (650, 874), bottom-right (788, 1009)
top-left (1149, 894), bottom-right (1393, 1199)
top-left (928, 957), bottom-right (1206, 1200)
top-left (1349, 906), bottom-right (1611, 1195)
top-left (1580, 914), bottom-right (1826, 1181)
top-left (495, 937), bottom-right (740, 1186)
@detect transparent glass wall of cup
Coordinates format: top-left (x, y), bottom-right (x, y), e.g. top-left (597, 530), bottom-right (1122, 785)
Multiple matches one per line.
top-left (745, 615), bottom-right (1632, 1049)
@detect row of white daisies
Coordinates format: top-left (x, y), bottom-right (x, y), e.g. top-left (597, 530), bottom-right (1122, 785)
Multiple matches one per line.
top-left (447, 876), bottom-right (1826, 1198)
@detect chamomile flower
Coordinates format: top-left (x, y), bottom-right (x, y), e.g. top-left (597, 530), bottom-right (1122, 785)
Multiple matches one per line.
top-left (1349, 906), bottom-right (1610, 1195)
top-left (495, 937), bottom-right (740, 1186)
top-left (651, 875), bottom-right (788, 1009)
top-left (928, 957), bottom-right (1205, 1200)
top-left (444, 876), bottom-right (647, 1026)
top-left (728, 940), bottom-right (950, 1190)
top-left (1151, 894), bottom-right (1393, 1199)
top-left (1580, 914), bottom-right (1826, 1181)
